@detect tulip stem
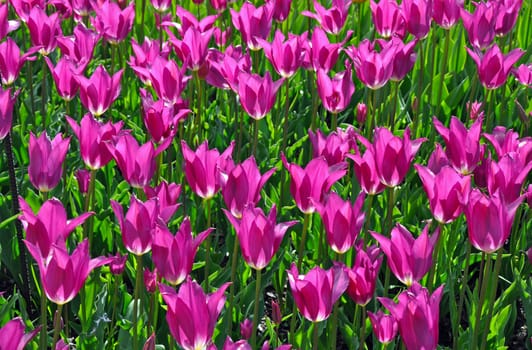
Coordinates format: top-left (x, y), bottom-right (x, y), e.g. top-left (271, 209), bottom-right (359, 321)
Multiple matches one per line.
top-left (366, 89), bottom-right (375, 139)
top-left (312, 321), bottom-right (319, 350)
top-left (52, 304), bottom-right (63, 349)
top-left (471, 252), bottom-right (492, 350)
top-left (436, 29), bottom-right (451, 117)
top-left (194, 71), bottom-right (203, 145)
top-left (107, 274), bottom-right (121, 348)
top-left (41, 57), bottom-right (47, 131)
top-left (360, 305), bottom-right (367, 349)
top-left (133, 254), bottom-right (143, 350)
top-left (428, 223), bottom-right (444, 292)
top-left (480, 249), bottom-right (503, 350)
top-left (252, 118), bottom-right (259, 157)
top-left (389, 82), bottom-right (399, 129)
top-left (251, 268), bottom-right (262, 350)
top-left (281, 79), bottom-right (290, 154)
top-left (455, 243), bottom-right (472, 349)
top-left (84, 170), bottom-right (96, 249)
top-left (203, 198), bottom-right (212, 292)
top-left (39, 283), bottom-right (48, 350)
top-left (330, 300), bottom-right (339, 350)
top-left (486, 88), bottom-right (494, 132)
top-left (310, 73), bottom-right (318, 131)
top-left (413, 40), bottom-right (425, 137)
top-left (226, 231), bottom-right (240, 335)
top-left (350, 305), bottom-right (360, 350)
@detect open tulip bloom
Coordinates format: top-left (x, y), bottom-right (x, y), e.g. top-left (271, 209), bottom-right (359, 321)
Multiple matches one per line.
top-left (0, 317), bottom-right (40, 350)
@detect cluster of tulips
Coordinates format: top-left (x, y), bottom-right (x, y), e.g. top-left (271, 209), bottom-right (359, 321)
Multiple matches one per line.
top-left (0, 0), bottom-right (530, 349)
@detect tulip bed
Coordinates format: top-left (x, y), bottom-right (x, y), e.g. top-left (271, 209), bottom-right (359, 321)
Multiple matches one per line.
top-left (0, 0), bottom-right (531, 349)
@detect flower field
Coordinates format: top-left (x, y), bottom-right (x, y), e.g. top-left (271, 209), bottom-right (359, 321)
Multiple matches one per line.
top-left (0, 0), bottom-right (530, 349)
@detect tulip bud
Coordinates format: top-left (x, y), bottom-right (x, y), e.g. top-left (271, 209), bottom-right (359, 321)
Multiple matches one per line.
top-left (271, 300), bottom-right (282, 325)
top-left (356, 103), bottom-right (367, 125)
top-left (109, 253), bottom-right (127, 275)
top-left (240, 319), bottom-right (253, 340)
top-left (144, 268), bottom-right (158, 293)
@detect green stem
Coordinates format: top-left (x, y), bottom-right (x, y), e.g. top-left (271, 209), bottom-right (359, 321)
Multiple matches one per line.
top-left (310, 73), bottom-right (318, 131)
top-left (281, 79), bottom-right (291, 153)
top-left (237, 108), bottom-right (244, 161)
top-left (436, 29), bottom-right (451, 117)
top-left (471, 252), bottom-right (492, 350)
top-left (350, 305), bottom-right (360, 350)
top-left (203, 198), bottom-right (212, 292)
top-left (39, 283), bottom-right (47, 350)
top-left (195, 71), bottom-right (203, 144)
top-left (480, 249), bottom-right (503, 350)
top-left (133, 254), bottom-right (144, 350)
top-left (360, 305), bottom-right (367, 350)
top-left (428, 223), bottom-right (444, 291)
top-left (486, 88), bottom-right (494, 132)
top-left (226, 231), bottom-right (240, 335)
top-left (84, 170), bottom-right (97, 248)
top-left (252, 118), bottom-right (259, 157)
top-left (251, 268), bottom-right (262, 349)
top-left (390, 82), bottom-right (399, 129)
top-left (312, 321), bottom-right (319, 350)
top-left (107, 274), bottom-right (121, 348)
top-left (330, 300), bottom-right (340, 350)
top-left (331, 112), bottom-right (337, 130)
top-left (413, 41), bottom-right (425, 137)
top-left (41, 57), bottom-right (47, 130)
top-left (52, 304), bottom-right (63, 349)
top-left (455, 243), bottom-right (472, 350)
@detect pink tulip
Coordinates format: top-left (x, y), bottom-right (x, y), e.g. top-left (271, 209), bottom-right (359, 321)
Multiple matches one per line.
top-left (224, 205), bottom-right (297, 270)
top-left (230, 2), bottom-right (274, 51)
top-left (384, 37), bottom-right (418, 81)
top-left (316, 61), bottom-right (355, 114)
top-left (28, 132), bottom-right (70, 193)
top-left (223, 338), bottom-right (252, 350)
top-left (370, 0), bottom-right (406, 39)
top-left (149, 56), bottom-right (189, 106)
top-left (433, 115), bottom-right (483, 174)
top-left (0, 87), bottom-right (17, 140)
top-left (77, 65), bottom-right (123, 117)
top-left (379, 283), bottom-right (444, 350)
top-left (266, 0), bottom-right (292, 22)
top-left (240, 319), bottom-right (253, 340)
top-left (0, 38), bottom-right (37, 86)
top-left (461, 2), bottom-right (496, 50)
top-left (302, 0), bottom-right (351, 35)
top-left (209, 0), bottom-right (227, 11)
top-left (144, 180), bottom-right (182, 223)
top-left (467, 100), bottom-right (485, 121)
top-left (152, 218), bottom-right (211, 285)
top-left (56, 24), bottom-right (99, 73)
top-left (75, 169), bottom-right (90, 194)
top-left (91, 0), bottom-right (134, 44)
top-left (371, 223), bottom-right (440, 286)
top-left (151, 0), bottom-right (171, 12)
top-left (237, 71), bottom-right (284, 120)
top-left (487, 153), bottom-right (532, 204)
top-left (25, 239), bottom-right (110, 305)
top-left (347, 39), bottom-right (395, 89)
top-left (109, 252), bottom-right (127, 275)
top-left (206, 46), bottom-right (251, 91)
top-left (346, 244), bottom-right (383, 305)
top-left (314, 192), bottom-right (365, 254)
top-left (45, 57), bottom-right (79, 101)
top-left (527, 246), bottom-right (532, 265)
top-left (0, 4), bottom-right (20, 41)
top-left (493, 0), bottom-right (522, 37)
top-left (257, 30), bottom-right (305, 78)
top-left (174, 6), bottom-right (218, 35)
top-left (67, 113), bottom-right (124, 170)
top-left (432, 0), bottom-right (462, 29)
top-left (356, 103), bottom-right (367, 124)
top-left (19, 196), bottom-right (92, 259)
top-left (308, 127), bottom-right (356, 166)
top-left (367, 311), bottom-right (398, 345)
top-left (181, 140), bottom-right (235, 199)
top-left (401, 0), bottom-right (432, 38)
top-left (513, 64), bottom-right (532, 86)
top-left (10, 0), bottom-right (45, 23)
top-left (282, 154), bottom-right (347, 214)
top-left (221, 156), bottom-right (276, 218)
top-left (467, 44), bottom-right (524, 90)
top-left (71, 0), bottom-right (92, 17)
top-left (128, 37), bottom-right (170, 85)
top-left (27, 6), bottom-right (62, 55)
top-left (111, 195), bottom-right (159, 256)
top-left (415, 164), bottom-right (471, 223)
top-left (305, 27), bottom-right (348, 72)
top-left (483, 126), bottom-right (532, 165)
top-left (159, 279), bottom-right (230, 350)
top-left (0, 317), bottom-right (40, 349)
top-left (170, 26), bottom-right (215, 73)
top-left (347, 144), bottom-right (387, 195)
top-left (287, 263), bottom-right (348, 322)
top-left (144, 267), bottom-right (158, 293)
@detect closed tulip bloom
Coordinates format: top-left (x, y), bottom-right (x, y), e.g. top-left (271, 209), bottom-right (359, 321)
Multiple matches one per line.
top-left (28, 132), bottom-right (70, 192)
top-left (257, 30), bottom-right (305, 78)
top-left (384, 37), bottom-right (417, 81)
top-left (170, 26), bottom-right (215, 72)
top-left (513, 64), bottom-right (532, 87)
top-left (379, 283), bottom-right (444, 350)
top-left (0, 87), bottom-right (17, 140)
top-left (415, 165), bottom-right (471, 223)
top-left (302, 0), bottom-right (351, 35)
top-left (493, 0), bottom-right (522, 37)
top-left (25, 239), bottom-right (110, 305)
top-left (347, 140), bottom-right (387, 195)
top-left (308, 127), bottom-right (356, 166)
top-left (0, 317), bottom-right (40, 349)
top-left (266, 0), bottom-right (292, 22)
top-left (432, 0), bottom-right (462, 29)
top-left (45, 57), bottom-right (79, 101)
top-left (315, 192), bottom-right (365, 254)
top-left (181, 140), bottom-right (235, 199)
top-left (129, 37), bottom-right (170, 85)
top-left (356, 103), bottom-right (367, 124)
top-left (27, 6), bottom-right (62, 55)
top-left (230, 2), bottom-right (274, 51)
top-left (109, 252), bottom-right (127, 275)
top-left (371, 223), bottom-right (440, 286)
top-left (370, 0), bottom-right (406, 39)
top-left (367, 311), bottom-right (398, 345)
top-left (433, 116), bottom-right (483, 174)
top-left (222, 156), bottom-right (276, 218)
top-left (56, 25), bottom-right (99, 73)
top-left (111, 195), bottom-right (159, 256)
top-left (287, 263), bottom-right (349, 322)
top-left (401, 0), bottom-right (432, 38)
top-left (282, 154), bottom-right (347, 214)
top-left (159, 279), bottom-right (230, 350)
top-left (152, 218), bottom-right (211, 285)
top-left (75, 169), bottom-right (90, 193)
top-left (527, 246), bottom-right (532, 264)
top-left (206, 46), bottom-right (251, 91)
top-left (0, 38), bottom-right (37, 86)
top-left (91, 0), bottom-right (134, 44)
top-left (67, 113), bottom-right (123, 170)
top-left (77, 65), bottom-right (123, 117)
top-left (467, 45), bottom-right (524, 90)
top-left (144, 180), bottom-right (182, 223)
top-left (237, 71), bottom-right (284, 120)
top-left (346, 244), bottom-right (382, 305)
top-left (483, 126), bottom-right (532, 165)
top-left (316, 61), bottom-right (355, 114)
top-left (150, 56), bottom-right (189, 106)
top-left (467, 100), bottom-right (485, 121)
top-left (487, 153), bottom-right (532, 204)
top-left (347, 39), bottom-right (395, 89)
top-left (19, 197), bottom-right (93, 258)
top-left (461, 2), bottom-right (496, 50)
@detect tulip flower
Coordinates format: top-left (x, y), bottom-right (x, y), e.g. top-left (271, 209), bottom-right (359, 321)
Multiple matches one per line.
top-left (77, 65), bottom-right (123, 117)
top-left (401, 0), bottom-right (432, 39)
top-left (91, 0), bottom-right (135, 44)
top-left (415, 164), bottom-right (471, 223)
top-left (0, 317), bottom-right (40, 349)
top-left (257, 30), bottom-right (305, 78)
top-left (25, 239), bottom-right (110, 305)
top-left (287, 263), bottom-right (349, 322)
top-left (0, 38), bottom-right (37, 86)
top-left (370, 0), bottom-right (406, 38)
top-left (316, 61), bottom-right (355, 114)
top-left (109, 252), bottom-right (127, 275)
top-left (221, 156), bottom-right (276, 218)
top-left (144, 268), bottom-right (158, 293)
top-left (467, 44), bottom-right (524, 90)
top-left (433, 115), bottom-right (483, 174)
top-left (493, 0), bottom-right (522, 37)
top-left (56, 24), bottom-right (99, 73)
top-left (230, 2), bottom-right (274, 51)
top-left (487, 153), bottom-right (532, 204)
top-left (150, 56), bottom-right (189, 106)
top-left (356, 103), bottom-right (367, 124)
top-left (174, 6), bottom-right (218, 34)
top-left (302, 0), bottom-right (351, 35)
top-left (467, 100), bottom-right (485, 121)
top-left (170, 26), bottom-right (214, 73)
top-left (367, 311), bottom-right (398, 345)
top-left (346, 244), bottom-right (382, 305)
top-left (305, 27), bottom-right (347, 72)
top-left (282, 154), bottom-right (347, 214)
top-left (0, 4), bottom-right (20, 41)
top-left (308, 127), bottom-right (356, 166)
top-left (371, 223), bottom-right (440, 286)
top-left (181, 140), bottom-right (235, 199)
top-left (206, 46), bottom-right (251, 91)
top-left (224, 205), bottom-right (297, 270)
top-left (71, 0), bottom-right (92, 17)
top-left (27, 6), bottom-right (62, 55)
top-left (237, 71), bottom-right (284, 120)
top-left (347, 144), bottom-right (387, 195)
top-left (379, 282), bottom-right (444, 350)
top-left (111, 195), bottom-right (160, 256)
top-left (0, 87), bottom-right (17, 140)
top-left (527, 246), bottom-right (532, 265)
top-left (385, 37), bottom-right (417, 81)
top-left (461, 2), bottom-right (496, 50)
top-left (513, 64), bottom-right (532, 86)
top-left (129, 37), bottom-right (170, 85)
top-left (151, 0), bottom-right (171, 12)
top-left (432, 0), bottom-right (462, 29)
top-left (266, 0), bottom-right (292, 22)
top-left (28, 132), bottom-right (70, 193)
top-left (144, 180), bottom-right (182, 223)
top-left (152, 218), bottom-right (211, 285)
top-left (483, 126), bottom-right (532, 165)
top-left (18, 196), bottom-right (93, 258)
top-left (75, 169), bottom-right (90, 194)
top-left (314, 192), bottom-right (365, 254)
top-left (67, 113), bottom-right (124, 170)
top-left (347, 39), bottom-right (395, 89)
top-left (45, 57), bottom-right (79, 101)
top-left (159, 279), bottom-right (230, 350)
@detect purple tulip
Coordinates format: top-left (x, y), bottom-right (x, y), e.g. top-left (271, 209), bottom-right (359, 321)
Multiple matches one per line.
top-left (144, 180), bottom-right (182, 223)
top-left (27, 6), bottom-right (62, 55)
top-left (347, 39), bottom-right (395, 89)
top-left (28, 132), bottom-right (70, 193)
top-left (170, 26), bottom-right (215, 72)
top-left (56, 24), bottom-right (99, 73)
top-left (77, 65), bottom-right (123, 117)
top-left (266, 0), bottom-right (292, 22)
top-left (237, 71), bottom-right (284, 120)
top-left (0, 38), bottom-right (37, 86)
top-left (0, 4), bottom-right (20, 41)
top-left (0, 87), bottom-right (17, 140)
top-left (128, 37), bottom-right (170, 85)
top-left (109, 252), bottom-right (127, 275)
top-left (302, 0), bottom-right (351, 35)
top-left (483, 126), bottom-right (532, 165)
top-left (493, 0), bottom-right (522, 37)
top-left (316, 61), bottom-right (355, 114)
top-left (461, 2), bottom-right (496, 50)
top-left (304, 27), bottom-right (348, 72)
top-left (512, 64), bottom-right (532, 87)
top-left (0, 317), bottom-right (40, 349)
top-left (347, 138), bottom-right (387, 195)
top-left (257, 30), bottom-right (305, 78)
top-left (91, 0), bottom-right (134, 44)
top-left (367, 311), bottom-right (398, 345)
top-left (401, 0), bottom-right (432, 38)
top-left (230, 2), bottom-right (274, 51)
top-left (370, 0), bottom-right (406, 39)
top-left (308, 126), bottom-right (356, 166)
top-left (432, 0), bottom-right (462, 29)
top-left (487, 153), bottom-right (532, 204)
top-left (346, 244), bottom-right (383, 306)
top-left (149, 56), bottom-right (189, 106)
top-left (45, 57), bottom-right (79, 101)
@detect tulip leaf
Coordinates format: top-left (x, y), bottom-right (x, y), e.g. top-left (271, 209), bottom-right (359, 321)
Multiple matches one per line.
top-left (487, 304), bottom-right (511, 348)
